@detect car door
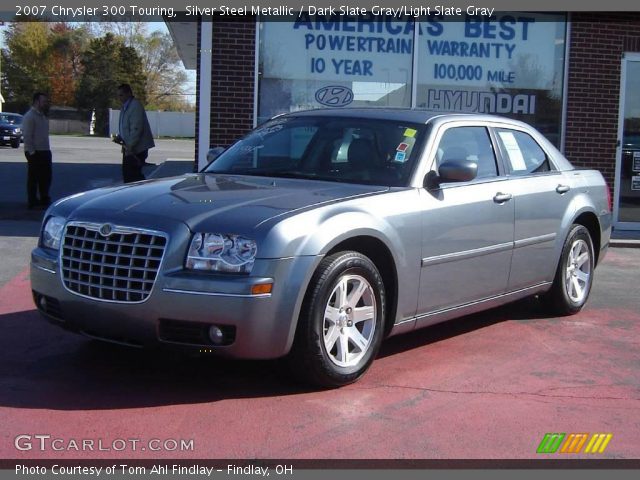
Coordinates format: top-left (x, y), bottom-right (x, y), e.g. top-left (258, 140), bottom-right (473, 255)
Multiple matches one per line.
top-left (491, 127), bottom-right (574, 291)
top-left (416, 124), bottom-right (515, 322)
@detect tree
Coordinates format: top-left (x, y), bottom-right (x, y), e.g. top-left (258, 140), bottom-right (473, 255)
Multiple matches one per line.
top-left (1, 22), bottom-right (50, 111)
top-left (136, 30), bottom-right (190, 111)
top-left (100, 23), bottom-right (192, 111)
top-left (75, 33), bottom-right (146, 135)
top-left (47, 23), bottom-right (91, 107)
top-left (87, 20), bottom-right (147, 48)
top-left (1, 22), bottom-right (90, 111)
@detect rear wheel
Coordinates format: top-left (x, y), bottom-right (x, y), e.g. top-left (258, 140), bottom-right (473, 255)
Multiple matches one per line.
top-left (288, 251), bottom-right (386, 387)
top-left (542, 224), bottom-right (595, 315)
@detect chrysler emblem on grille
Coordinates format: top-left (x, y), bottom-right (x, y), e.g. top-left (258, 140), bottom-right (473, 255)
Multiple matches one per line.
top-left (99, 224), bottom-right (114, 237)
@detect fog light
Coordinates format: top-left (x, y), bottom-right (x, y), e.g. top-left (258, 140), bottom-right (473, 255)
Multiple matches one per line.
top-left (208, 326), bottom-right (224, 345)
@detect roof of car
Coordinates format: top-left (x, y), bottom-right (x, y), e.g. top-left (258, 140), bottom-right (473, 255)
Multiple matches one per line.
top-left (283, 108), bottom-right (523, 126)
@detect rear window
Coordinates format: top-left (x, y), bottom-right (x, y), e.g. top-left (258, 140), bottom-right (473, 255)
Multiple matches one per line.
top-left (495, 129), bottom-right (553, 175)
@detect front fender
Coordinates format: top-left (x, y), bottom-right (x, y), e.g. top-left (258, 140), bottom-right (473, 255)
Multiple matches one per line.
top-left (258, 190), bottom-right (423, 353)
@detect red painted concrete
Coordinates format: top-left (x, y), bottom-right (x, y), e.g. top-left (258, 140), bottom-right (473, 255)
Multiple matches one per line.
top-left (0, 252), bottom-right (639, 460)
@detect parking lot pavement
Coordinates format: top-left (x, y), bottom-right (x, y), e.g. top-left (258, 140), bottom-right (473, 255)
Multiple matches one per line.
top-left (0, 244), bottom-right (638, 460)
top-left (0, 135), bottom-right (194, 222)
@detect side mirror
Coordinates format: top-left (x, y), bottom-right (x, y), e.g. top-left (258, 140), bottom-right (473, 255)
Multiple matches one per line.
top-left (439, 159), bottom-right (478, 182)
top-left (424, 159), bottom-right (478, 190)
top-left (207, 146), bottom-right (226, 163)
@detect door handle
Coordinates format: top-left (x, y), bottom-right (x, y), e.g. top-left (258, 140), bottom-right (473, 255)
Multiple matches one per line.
top-left (556, 184), bottom-right (571, 194)
top-left (493, 192), bottom-right (513, 203)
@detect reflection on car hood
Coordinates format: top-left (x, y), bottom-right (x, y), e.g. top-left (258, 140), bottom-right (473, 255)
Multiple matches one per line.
top-left (70, 174), bottom-right (389, 229)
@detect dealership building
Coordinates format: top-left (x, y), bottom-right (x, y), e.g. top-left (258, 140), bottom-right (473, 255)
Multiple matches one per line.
top-left (166, 12), bottom-right (640, 231)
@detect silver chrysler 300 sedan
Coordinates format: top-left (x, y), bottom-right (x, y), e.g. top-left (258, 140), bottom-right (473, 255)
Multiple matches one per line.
top-left (31, 109), bottom-right (611, 387)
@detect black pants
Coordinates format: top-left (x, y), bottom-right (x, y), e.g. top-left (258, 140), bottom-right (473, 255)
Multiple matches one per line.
top-left (25, 150), bottom-right (52, 207)
top-left (122, 149), bottom-right (148, 183)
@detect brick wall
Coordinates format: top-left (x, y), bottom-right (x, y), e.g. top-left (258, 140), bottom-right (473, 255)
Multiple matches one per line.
top-left (210, 19), bottom-right (256, 148)
top-left (565, 13), bottom-right (640, 188)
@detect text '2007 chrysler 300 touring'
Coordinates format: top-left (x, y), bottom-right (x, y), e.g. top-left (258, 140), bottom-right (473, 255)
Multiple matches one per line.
top-left (31, 109), bottom-right (611, 387)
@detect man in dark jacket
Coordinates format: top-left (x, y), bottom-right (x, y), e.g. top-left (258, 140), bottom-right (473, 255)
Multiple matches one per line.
top-left (114, 83), bottom-right (155, 183)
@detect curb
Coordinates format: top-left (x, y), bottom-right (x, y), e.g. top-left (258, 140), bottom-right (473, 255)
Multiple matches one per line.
top-left (610, 239), bottom-right (640, 249)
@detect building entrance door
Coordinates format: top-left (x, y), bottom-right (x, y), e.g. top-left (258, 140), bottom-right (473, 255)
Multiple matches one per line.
top-left (615, 53), bottom-right (640, 230)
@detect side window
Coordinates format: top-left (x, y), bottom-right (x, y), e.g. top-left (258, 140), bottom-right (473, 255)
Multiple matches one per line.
top-left (436, 126), bottom-right (498, 179)
top-left (495, 129), bottom-right (553, 175)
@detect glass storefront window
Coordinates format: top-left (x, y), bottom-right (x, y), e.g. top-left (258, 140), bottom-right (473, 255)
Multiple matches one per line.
top-left (617, 58), bottom-right (640, 224)
top-left (258, 15), bottom-right (415, 124)
top-left (416, 13), bottom-right (566, 146)
top-left (258, 13), bottom-right (566, 146)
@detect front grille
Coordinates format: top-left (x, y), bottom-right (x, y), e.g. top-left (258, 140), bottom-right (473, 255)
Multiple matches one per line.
top-left (61, 223), bottom-right (167, 303)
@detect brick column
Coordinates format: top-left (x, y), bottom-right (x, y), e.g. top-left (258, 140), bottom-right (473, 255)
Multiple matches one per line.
top-left (565, 13), bottom-right (640, 188)
top-left (210, 19), bottom-right (257, 148)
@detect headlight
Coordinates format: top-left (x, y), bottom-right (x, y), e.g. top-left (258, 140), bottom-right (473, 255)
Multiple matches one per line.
top-left (42, 216), bottom-right (66, 250)
top-left (186, 233), bottom-right (257, 273)
top-left (14, 128), bottom-right (21, 134)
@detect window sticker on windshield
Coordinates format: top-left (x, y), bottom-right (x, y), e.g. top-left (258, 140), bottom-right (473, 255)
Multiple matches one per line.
top-left (498, 131), bottom-right (527, 171)
top-left (395, 151), bottom-right (407, 162)
top-left (396, 142), bottom-right (409, 152)
top-left (403, 128), bottom-right (417, 138)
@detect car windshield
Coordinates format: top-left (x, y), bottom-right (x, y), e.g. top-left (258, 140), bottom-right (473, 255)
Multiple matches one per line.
top-left (0, 114), bottom-right (22, 125)
top-left (204, 116), bottom-right (426, 187)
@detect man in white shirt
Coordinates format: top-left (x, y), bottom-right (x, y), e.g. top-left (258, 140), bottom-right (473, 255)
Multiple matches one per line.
top-left (22, 92), bottom-right (52, 209)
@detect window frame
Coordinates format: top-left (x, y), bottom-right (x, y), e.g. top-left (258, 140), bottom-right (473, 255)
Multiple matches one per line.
top-left (425, 123), bottom-right (508, 188)
top-left (489, 126), bottom-right (560, 178)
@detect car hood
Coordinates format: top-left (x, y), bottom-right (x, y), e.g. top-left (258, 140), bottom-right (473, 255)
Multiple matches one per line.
top-left (67, 174), bottom-right (388, 230)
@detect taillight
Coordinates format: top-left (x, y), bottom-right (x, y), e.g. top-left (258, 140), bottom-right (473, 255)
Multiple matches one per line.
top-left (606, 183), bottom-right (612, 212)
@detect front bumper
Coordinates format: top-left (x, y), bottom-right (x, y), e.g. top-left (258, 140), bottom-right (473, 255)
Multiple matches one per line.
top-left (0, 132), bottom-right (20, 145)
top-left (31, 246), bottom-right (319, 359)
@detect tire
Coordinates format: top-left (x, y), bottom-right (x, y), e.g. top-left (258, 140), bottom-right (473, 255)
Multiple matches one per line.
top-left (288, 251), bottom-right (386, 388)
top-left (11, 139), bottom-right (20, 148)
top-left (543, 224), bottom-right (595, 315)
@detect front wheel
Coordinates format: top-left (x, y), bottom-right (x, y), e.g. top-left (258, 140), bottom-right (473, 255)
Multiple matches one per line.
top-left (11, 139), bottom-right (20, 148)
top-left (288, 251), bottom-right (386, 388)
top-left (542, 224), bottom-right (595, 315)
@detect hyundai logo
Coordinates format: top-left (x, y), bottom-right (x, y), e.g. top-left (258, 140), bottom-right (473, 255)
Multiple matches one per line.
top-left (315, 86), bottom-right (354, 107)
top-left (99, 224), bottom-right (114, 237)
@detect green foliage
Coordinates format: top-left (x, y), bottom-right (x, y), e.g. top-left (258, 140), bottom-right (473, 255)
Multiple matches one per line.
top-left (1, 22), bottom-right (51, 112)
top-left (75, 33), bottom-right (147, 135)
